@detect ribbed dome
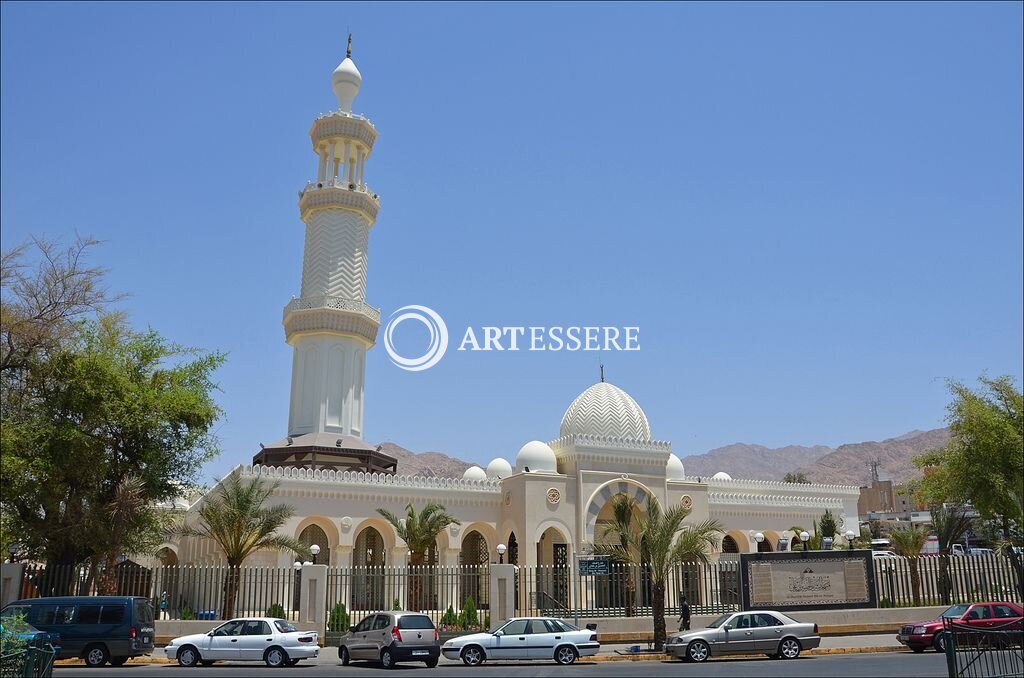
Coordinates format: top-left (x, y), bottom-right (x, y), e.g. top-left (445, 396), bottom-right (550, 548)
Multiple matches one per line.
top-left (559, 382), bottom-right (652, 440)
top-left (485, 457), bottom-right (513, 479)
top-left (666, 453), bottom-right (685, 480)
top-left (515, 440), bottom-right (557, 473)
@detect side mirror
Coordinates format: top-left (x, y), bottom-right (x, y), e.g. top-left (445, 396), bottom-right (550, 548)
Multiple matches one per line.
top-left (207, 632), bottom-right (213, 637)
top-left (493, 630), bottom-right (504, 637)
top-left (724, 624), bottom-right (733, 631)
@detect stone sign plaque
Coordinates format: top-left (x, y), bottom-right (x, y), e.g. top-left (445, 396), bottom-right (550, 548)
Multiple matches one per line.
top-left (739, 550), bottom-right (877, 611)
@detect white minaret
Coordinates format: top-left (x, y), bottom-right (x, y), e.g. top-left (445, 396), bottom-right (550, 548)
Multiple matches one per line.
top-left (283, 36), bottom-right (380, 439)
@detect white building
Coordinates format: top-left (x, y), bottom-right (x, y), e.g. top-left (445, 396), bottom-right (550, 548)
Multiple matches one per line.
top-left (165, 44), bottom-right (859, 578)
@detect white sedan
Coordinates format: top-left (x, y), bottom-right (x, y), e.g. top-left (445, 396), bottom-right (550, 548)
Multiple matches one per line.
top-left (164, 618), bottom-right (319, 667)
top-left (442, 617), bottom-right (600, 665)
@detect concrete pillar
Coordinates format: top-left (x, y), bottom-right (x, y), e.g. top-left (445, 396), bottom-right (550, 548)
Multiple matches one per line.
top-left (298, 564), bottom-right (328, 639)
top-left (317, 150), bottom-right (327, 182)
top-left (326, 142), bottom-right (336, 182)
top-left (1, 563), bottom-right (24, 606)
top-left (357, 150), bottom-right (365, 187)
top-left (488, 564), bottom-right (517, 625)
top-left (343, 142), bottom-right (352, 184)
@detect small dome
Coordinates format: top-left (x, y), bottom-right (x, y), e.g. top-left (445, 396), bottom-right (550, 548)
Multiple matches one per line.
top-left (711, 471), bottom-right (732, 481)
top-left (332, 54), bottom-right (362, 112)
top-left (515, 440), bottom-right (557, 473)
top-left (485, 457), bottom-right (513, 479)
top-left (462, 466), bottom-right (487, 481)
top-left (666, 453), bottom-right (685, 480)
top-left (560, 382), bottom-right (652, 440)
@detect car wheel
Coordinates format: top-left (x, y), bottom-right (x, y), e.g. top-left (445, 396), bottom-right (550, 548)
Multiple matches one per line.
top-left (425, 658), bottom-right (438, 668)
top-left (340, 646), bottom-right (351, 666)
top-left (380, 648), bottom-right (395, 669)
top-left (84, 644), bottom-right (109, 668)
top-left (779, 638), bottom-right (801, 659)
top-left (200, 660), bottom-right (216, 666)
top-left (264, 646), bottom-right (289, 668)
top-left (687, 640), bottom-right (710, 663)
top-left (554, 645), bottom-right (578, 665)
top-left (177, 646), bottom-right (200, 668)
top-left (109, 656), bottom-right (129, 667)
top-left (461, 645), bottom-right (485, 666)
top-left (934, 634), bottom-right (947, 653)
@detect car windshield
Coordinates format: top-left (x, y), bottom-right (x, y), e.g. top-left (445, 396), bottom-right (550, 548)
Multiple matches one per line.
top-left (707, 614), bottom-right (732, 629)
top-left (942, 605), bottom-right (970, 618)
top-left (274, 620), bottom-right (297, 633)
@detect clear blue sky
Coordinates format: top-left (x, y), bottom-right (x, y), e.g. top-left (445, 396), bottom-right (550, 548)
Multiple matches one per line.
top-left (3, 2), bottom-right (1022, 482)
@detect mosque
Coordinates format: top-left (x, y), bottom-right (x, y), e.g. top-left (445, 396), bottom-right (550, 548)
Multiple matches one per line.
top-left (165, 43), bottom-right (860, 584)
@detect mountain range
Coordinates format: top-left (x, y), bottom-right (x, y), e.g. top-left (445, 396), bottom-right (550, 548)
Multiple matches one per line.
top-left (375, 427), bottom-right (951, 487)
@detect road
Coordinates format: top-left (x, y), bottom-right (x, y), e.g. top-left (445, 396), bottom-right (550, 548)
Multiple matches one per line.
top-left (56, 652), bottom-right (948, 677)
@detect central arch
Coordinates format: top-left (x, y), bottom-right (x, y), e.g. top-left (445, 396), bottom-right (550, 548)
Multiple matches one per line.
top-left (584, 479), bottom-right (653, 543)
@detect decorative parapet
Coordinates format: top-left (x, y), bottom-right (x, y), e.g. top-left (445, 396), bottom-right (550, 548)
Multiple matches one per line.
top-left (310, 113), bottom-right (377, 149)
top-left (299, 182), bottom-right (380, 222)
top-left (284, 295), bottom-right (381, 324)
top-left (699, 475), bottom-right (861, 495)
top-left (708, 492), bottom-right (845, 508)
top-left (548, 434), bottom-right (672, 453)
top-left (240, 463), bottom-right (502, 493)
top-left (282, 303), bottom-right (380, 345)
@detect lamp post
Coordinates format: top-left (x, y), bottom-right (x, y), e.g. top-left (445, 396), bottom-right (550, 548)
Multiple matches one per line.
top-left (754, 532), bottom-right (764, 549)
top-left (497, 543), bottom-right (506, 565)
top-left (310, 543), bottom-right (321, 565)
top-left (800, 531), bottom-right (810, 552)
top-left (845, 530), bottom-right (856, 550)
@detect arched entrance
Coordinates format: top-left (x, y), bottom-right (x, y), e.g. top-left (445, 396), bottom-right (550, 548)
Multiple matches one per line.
top-left (507, 533), bottom-right (519, 566)
top-left (298, 524), bottom-right (331, 565)
top-left (352, 527), bottom-right (385, 610)
top-left (593, 494), bottom-right (647, 613)
top-left (757, 538), bottom-right (773, 553)
top-left (459, 531), bottom-right (489, 612)
top-left (536, 526), bottom-right (569, 611)
top-left (722, 535), bottom-right (740, 553)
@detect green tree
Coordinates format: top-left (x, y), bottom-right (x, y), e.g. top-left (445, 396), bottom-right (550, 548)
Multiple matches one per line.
top-left (175, 474), bottom-right (308, 619)
top-left (783, 472), bottom-right (810, 484)
top-left (931, 504), bottom-right (973, 604)
top-left (599, 495), bottom-right (640, 616)
top-left (377, 503), bottom-right (460, 611)
top-left (1, 315), bottom-right (223, 578)
top-left (592, 497), bottom-right (722, 649)
top-left (915, 376), bottom-right (1023, 597)
top-left (889, 526), bottom-right (930, 606)
top-left (818, 510), bottom-right (840, 547)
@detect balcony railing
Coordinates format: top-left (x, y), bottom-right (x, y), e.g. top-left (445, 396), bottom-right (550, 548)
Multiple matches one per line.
top-left (284, 295), bottom-right (381, 324)
top-left (299, 178), bottom-right (379, 203)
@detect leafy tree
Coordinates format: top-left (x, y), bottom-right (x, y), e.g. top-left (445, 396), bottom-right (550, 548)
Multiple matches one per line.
top-left (915, 376), bottom-right (1023, 597)
top-left (889, 526), bottom-right (930, 606)
top-left (592, 497), bottom-right (722, 649)
top-left (377, 503), bottom-right (460, 611)
top-left (599, 495), bottom-right (640, 616)
top-left (783, 472), bottom-right (810, 484)
top-left (175, 474), bottom-right (308, 619)
top-left (1, 315), bottom-right (223, 577)
top-left (818, 510), bottom-right (840, 546)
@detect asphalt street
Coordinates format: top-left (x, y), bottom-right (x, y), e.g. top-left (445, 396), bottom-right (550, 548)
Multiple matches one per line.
top-left (56, 652), bottom-right (948, 677)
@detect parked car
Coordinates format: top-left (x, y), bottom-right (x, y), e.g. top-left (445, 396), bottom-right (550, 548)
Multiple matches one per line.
top-left (1, 596), bottom-right (154, 667)
top-left (338, 611), bottom-right (439, 668)
top-left (664, 610), bottom-right (820, 662)
top-left (164, 617), bottom-right (319, 667)
top-left (897, 602), bottom-right (1024, 653)
top-left (441, 617), bottom-right (599, 666)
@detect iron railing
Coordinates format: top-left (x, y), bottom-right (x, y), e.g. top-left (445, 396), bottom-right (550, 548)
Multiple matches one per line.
top-left (875, 554), bottom-right (1022, 608)
top-left (942, 616), bottom-right (1024, 678)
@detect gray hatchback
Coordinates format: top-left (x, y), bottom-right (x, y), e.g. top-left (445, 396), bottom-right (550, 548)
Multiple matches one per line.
top-left (338, 611), bottom-right (439, 668)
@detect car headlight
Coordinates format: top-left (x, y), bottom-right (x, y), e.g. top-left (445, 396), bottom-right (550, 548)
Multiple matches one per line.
top-left (912, 626), bottom-right (926, 635)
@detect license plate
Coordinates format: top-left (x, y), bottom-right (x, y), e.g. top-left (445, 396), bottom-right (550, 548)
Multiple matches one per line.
top-left (412, 650), bottom-right (428, 656)
top-left (142, 636), bottom-right (150, 644)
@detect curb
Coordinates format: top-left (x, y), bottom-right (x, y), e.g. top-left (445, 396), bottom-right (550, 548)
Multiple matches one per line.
top-left (56, 646), bottom-right (908, 666)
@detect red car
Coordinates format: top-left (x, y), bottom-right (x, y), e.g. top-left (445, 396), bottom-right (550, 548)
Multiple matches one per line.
top-left (897, 602), bottom-right (1024, 653)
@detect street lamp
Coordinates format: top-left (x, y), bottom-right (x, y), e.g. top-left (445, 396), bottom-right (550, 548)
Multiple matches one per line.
top-left (497, 543), bottom-right (507, 564)
top-left (800, 531), bottom-right (810, 551)
top-left (310, 543), bottom-right (321, 565)
top-left (293, 561), bottom-right (302, 570)
top-left (754, 532), bottom-right (764, 549)
top-left (302, 561), bottom-right (313, 566)
top-left (845, 530), bottom-right (856, 550)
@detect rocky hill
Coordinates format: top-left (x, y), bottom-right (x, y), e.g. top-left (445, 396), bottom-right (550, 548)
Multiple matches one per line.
top-left (794, 428), bottom-right (951, 486)
top-left (682, 443), bottom-right (833, 481)
top-left (377, 442), bottom-right (474, 478)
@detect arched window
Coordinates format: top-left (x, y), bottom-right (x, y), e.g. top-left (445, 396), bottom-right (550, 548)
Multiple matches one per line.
top-left (507, 533), bottom-right (519, 566)
top-left (459, 531), bottom-right (489, 614)
top-left (298, 524), bottom-right (330, 565)
top-left (352, 527), bottom-right (385, 611)
top-left (757, 538), bottom-right (773, 553)
top-left (721, 535), bottom-right (739, 553)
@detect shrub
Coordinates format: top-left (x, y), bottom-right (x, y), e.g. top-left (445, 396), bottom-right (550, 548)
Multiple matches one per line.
top-left (393, 598), bottom-right (401, 611)
top-left (440, 605), bottom-right (459, 628)
top-left (0, 612), bottom-right (30, 655)
top-left (328, 603), bottom-right (350, 633)
top-left (879, 598), bottom-right (894, 608)
top-left (461, 596), bottom-right (478, 628)
top-left (181, 605), bottom-right (196, 620)
top-left (266, 603), bottom-right (286, 619)
top-left (484, 614), bottom-right (490, 630)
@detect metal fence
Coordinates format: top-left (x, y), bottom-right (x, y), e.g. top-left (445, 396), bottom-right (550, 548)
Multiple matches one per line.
top-left (942, 616), bottom-right (1024, 678)
top-left (874, 555), bottom-right (1022, 608)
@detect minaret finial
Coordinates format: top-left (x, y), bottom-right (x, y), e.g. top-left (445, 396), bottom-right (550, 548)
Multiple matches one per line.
top-left (346, 33), bottom-right (352, 59)
top-left (600, 362), bottom-right (605, 383)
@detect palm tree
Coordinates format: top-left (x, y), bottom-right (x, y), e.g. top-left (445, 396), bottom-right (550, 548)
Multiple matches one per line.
top-left (96, 475), bottom-right (148, 595)
top-left (931, 504), bottom-right (972, 604)
top-left (592, 496), bottom-right (722, 649)
top-left (889, 526), bottom-right (929, 606)
top-left (175, 474), bottom-right (307, 619)
top-left (377, 503), bottom-right (460, 611)
top-left (599, 495), bottom-right (639, 617)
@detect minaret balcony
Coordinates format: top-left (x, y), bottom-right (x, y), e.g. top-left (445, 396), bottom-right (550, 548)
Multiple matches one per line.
top-left (310, 110), bottom-right (377, 149)
top-left (298, 179), bottom-right (380, 222)
top-left (283, 294), bottom-right (381, 345)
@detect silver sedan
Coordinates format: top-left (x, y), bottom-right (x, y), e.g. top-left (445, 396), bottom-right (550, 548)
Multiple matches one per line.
top-left (664, 610), bottom-right (820, 662)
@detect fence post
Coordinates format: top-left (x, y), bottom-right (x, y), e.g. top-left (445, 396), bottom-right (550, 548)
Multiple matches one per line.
top-left (1, 563), bottom-right (24, 606)
top-left (299, 564), bottom-right (328, 640)
top-left (488, 564), bottom-right (517, 626)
